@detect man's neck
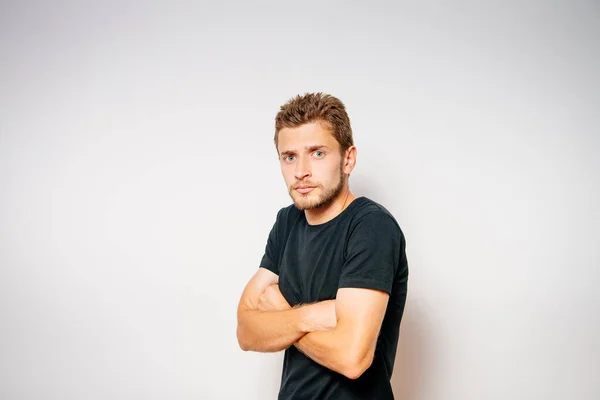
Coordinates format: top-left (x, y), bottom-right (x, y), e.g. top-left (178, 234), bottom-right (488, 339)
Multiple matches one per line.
top-left (304, 190), bottom-right (357, 226)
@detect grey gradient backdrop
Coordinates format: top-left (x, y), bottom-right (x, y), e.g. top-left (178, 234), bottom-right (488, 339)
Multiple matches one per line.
top-left (1, 1), bottom-right (599, 399)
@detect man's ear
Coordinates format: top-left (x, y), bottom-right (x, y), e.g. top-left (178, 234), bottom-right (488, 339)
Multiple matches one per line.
top-left (343, 146), bottom-right (357, 175)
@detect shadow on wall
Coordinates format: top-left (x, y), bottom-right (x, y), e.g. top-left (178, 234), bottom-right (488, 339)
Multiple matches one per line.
top-left (352, 175), bottom-right (432, 400)
top-left (390, 297), bottom-right (433, 400)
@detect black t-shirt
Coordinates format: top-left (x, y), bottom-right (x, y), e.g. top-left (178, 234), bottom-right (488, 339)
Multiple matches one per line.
top-left (260, 196), bottom-right (409, 400)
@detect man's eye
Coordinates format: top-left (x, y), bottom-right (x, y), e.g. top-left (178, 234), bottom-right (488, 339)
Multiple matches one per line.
top-left (314, 151), bottom-right (324, 157)
top-left (285, 155), bottom-right (296, 162)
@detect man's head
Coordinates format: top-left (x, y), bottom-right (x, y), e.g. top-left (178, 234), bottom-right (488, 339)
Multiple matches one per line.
top-left (274, 93), bottom-right (356, 211)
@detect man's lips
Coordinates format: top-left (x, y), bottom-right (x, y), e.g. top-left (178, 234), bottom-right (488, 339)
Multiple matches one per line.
top-left (295, 186), bottom-right (315, 194)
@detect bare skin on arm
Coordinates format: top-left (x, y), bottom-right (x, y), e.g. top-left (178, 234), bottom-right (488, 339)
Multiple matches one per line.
top-left (259, 284), bottom-right (389, 380)
top-left (236, 268), bottom-right (336, 352)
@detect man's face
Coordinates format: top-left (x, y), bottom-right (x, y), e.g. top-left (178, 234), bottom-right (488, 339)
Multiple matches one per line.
top-left (277, 122), bottom-right (346, 211)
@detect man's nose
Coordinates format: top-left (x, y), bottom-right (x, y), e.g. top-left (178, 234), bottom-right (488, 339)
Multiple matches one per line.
top-left (294, 157), bottom-right (311, 180)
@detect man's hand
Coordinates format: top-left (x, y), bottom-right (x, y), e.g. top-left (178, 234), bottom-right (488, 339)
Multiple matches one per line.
top-left (258, 284), bottom-right (291, 311)
top-left (304, 300), bottom-right (337, 332)
top-left (237, 268), bottom-right (340, 353)
top-left (237, 268), bottom-right (309, 352)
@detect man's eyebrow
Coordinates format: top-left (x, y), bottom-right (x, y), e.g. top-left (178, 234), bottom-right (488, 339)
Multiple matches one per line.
top-left (280, 145), bottom-right (330, 156)
top-left (305, 145), bottom-right (330, 152)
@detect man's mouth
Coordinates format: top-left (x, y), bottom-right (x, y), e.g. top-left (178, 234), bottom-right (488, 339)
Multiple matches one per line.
top-left (295, 186), bottom-right (315, 194)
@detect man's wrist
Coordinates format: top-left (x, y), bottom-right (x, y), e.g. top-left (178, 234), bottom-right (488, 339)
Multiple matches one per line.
top-left (294, 301), bottom-right (335, 333)
top-left (294, 304), bottom-right (315, 333)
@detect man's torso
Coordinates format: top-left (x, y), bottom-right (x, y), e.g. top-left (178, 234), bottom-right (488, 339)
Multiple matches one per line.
top-left (268, 197), bottom-right (407, 400)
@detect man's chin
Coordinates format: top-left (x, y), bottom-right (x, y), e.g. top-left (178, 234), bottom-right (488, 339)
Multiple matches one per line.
top-left (292, 197), bottom-right (314, 211)
top-left (292, 195), bottom-right (337, 211)
top-left (291, 192), bottom-right (319, 210)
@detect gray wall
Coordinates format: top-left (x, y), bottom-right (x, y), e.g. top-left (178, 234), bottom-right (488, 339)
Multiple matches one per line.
top-left (1, 1), bottom-right (598, 399)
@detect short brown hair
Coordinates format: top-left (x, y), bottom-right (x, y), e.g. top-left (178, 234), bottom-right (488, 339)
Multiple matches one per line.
top-left (274, 93), bottom-right (354, 154)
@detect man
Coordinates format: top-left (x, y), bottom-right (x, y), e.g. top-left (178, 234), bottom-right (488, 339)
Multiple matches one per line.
top-left (237, 93), bottom-right (409, 399)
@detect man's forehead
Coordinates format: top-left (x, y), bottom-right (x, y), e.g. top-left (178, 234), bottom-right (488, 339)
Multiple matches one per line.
top-left (278, 124), bottom-right (337, 151)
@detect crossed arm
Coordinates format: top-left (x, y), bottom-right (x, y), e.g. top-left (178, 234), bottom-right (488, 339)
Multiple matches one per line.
top-left (236, 267), bottom-right (389, 379)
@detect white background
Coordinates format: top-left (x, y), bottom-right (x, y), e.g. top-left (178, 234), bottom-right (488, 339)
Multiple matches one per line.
top-left (1, 1), bottom-right (599, 399)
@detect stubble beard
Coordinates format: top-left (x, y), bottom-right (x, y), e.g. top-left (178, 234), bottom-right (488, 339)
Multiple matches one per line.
top-left (289, 164), bottom-right (346, 211)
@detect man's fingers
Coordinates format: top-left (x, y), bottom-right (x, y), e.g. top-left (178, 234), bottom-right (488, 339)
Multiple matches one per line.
top-left (257, 297), bottom-right (268, 311)
top-left (265, 285), bottom-right (277, 295)
top-left (258, 293), bottom-right (266, 309)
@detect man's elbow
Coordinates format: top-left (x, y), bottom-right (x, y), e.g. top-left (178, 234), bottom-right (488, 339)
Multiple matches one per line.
top-left (237, 323), bottom-right (286, 353)
top-left (238, 338), bottom-right (251, 352)
top-left (237, 310), bottom-right (257, 351)
top-left (340, 352), bottom-right (374, 380)
top-left (237, 307), bottom-right (257, 351)
top-left (237, 323), bottom-right (262, 352)
top-left (237, 326), bottom-right (251, 351)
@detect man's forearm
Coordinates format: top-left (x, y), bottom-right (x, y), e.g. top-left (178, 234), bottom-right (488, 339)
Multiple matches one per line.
top-left (294, 329), bottom-right (347, 375)
top-left (237, 306), bottom-right (313, 353)
top-left (294, 323), bottom-right (370, 380)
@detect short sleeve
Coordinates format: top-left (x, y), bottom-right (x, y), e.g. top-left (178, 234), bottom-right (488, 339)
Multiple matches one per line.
top-left (259, 209), bottom-right (282, 275)
top-left (338, 212), bottom-right (402, 294)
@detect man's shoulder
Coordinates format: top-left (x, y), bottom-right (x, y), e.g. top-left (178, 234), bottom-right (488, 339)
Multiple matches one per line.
top-left (273, 203), bottom-right (302, 226)
top-left (349, 197), bottom-right (402, 234)
top-left (350, 197), bottom-right (398, 222)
